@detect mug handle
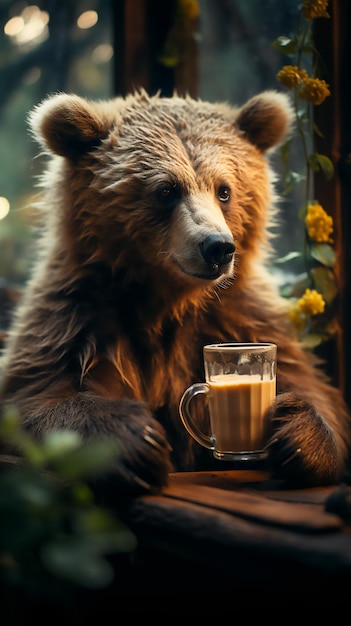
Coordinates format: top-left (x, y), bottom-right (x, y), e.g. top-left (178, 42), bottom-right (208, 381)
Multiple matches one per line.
top-left (179, 383), bottom-right (215, 450)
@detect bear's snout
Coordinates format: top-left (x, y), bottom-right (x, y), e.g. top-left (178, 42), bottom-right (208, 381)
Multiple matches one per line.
top-left (199, 234), bottom-right (235, 270)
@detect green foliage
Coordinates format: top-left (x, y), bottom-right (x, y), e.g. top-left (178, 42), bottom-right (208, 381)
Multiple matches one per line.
top-left (271, 35), bottom-right (297, 55)
top-left (308, 153), bottom-right (334, 179)
top-left (272, 1), bottom-right (338, 350)
top-left (311, 265), bottom-right (337, 304)
top-left (310, 242), bottom-right (336, 268)
top-left (0, 407), bottom-right (137, 600)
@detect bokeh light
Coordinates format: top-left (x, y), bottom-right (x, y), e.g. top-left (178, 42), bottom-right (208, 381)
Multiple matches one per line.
top-left (92, 43), bottom-right (113, 64)
top-left (0, 197), bottom-right (10, 220)
top-left (4, 5), bottom-right (49, 48)
top-left (77, 11), bottom-right (98, 30)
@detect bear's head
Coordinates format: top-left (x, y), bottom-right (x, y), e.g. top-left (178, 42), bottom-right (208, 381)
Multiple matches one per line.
top-left (28, 89), bottom-right (293, 295)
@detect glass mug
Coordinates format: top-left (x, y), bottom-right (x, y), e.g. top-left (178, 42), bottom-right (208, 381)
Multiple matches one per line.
top-left (179, 343), bottom-right (277, 461)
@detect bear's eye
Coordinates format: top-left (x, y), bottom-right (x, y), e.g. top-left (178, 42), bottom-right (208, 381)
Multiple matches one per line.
top-left (156, 182), bottom-right (181, 206)
top-left (218, 185), bottom-right (231, 203)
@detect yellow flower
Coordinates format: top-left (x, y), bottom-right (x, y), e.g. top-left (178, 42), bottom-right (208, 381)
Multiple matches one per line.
top-left (305, 201), bottom-right (333, 243)
top-left (297, 289), bottom-right (326, 317)
top-left (277, 69), bottom-right (330, 106)
top-left (277, 66), bottom-right (308, 89)
top-left (298, 77), bottom-right (330, 105)
top-left (301, 0), bottom-right (330, 20)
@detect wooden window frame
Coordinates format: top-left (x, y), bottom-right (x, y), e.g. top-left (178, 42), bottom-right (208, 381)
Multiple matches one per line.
top-left (314, 0), bottom-right (351, 404)
top-left (112, 0), bottom-right (197, 97)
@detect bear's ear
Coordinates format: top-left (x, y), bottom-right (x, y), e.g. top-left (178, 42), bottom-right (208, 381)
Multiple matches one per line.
top-left (28, 93), bottom-right (114, 159)
top-left (235, 90), bottom-right (294, 153)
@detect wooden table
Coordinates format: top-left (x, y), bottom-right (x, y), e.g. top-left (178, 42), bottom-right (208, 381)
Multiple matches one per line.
top-left (113, 469), bottom-right (351, 613)
top-left (3, 456), bottom-right (351, 617)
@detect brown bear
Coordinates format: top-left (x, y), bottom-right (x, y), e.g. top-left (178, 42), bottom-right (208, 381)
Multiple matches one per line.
top-left (1, 89), bottom-right (350, 499)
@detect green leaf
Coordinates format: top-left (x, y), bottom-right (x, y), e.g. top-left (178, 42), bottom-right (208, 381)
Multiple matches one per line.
top-left (75, 510), bottom-right (137, 550)
top-left (271, 36), bottom-right (297, 54)
top-left (41, 430), bottom-right (83, 462)
top-left (311, 266), bottom-right (338, 304)
top-left (41, 540), bottom-right (115, 588)
top-left (308, 153), bottom-right (334, 179)
top-left (19, 438), bottom-right (48, 467)
top-left (282, 170), bottom-right (305, 194)
top-left (308, 153), bottom-right (321, 173)
top-left (41, 528), bottom-right (137, 587)
top-left (275, 251), bottom-right (302, 264)
top-left (314, 153), bottom-right (334, 180)
top-left (76, 507), bottom-right (123, 534)
top-left (312, 120), bottom-right (325, 138)
top-left (53, 438), bottom-right (119, 480)
top-left (301, 333), bottom-right (326, 350)
top-left (296, 107), bottom-right (308, 122)
top-left (310, 243), bottom-right (336, 268)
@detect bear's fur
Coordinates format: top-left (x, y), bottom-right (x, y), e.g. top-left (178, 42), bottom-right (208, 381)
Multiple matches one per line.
top-left (1, 89), bottom-right (350, 498)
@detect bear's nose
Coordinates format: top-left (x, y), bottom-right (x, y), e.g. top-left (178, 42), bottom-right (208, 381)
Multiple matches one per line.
top-left (199, 234), bottom-right (235, 267)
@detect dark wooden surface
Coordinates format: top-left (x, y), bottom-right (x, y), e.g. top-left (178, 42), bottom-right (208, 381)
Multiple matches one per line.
top-left (114, 469), bottom-right (351, 611)
top-left (2, 459), bottom-right (351, 615)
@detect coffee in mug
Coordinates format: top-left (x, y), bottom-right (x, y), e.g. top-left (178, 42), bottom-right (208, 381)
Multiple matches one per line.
top-left (179, 343), bottom-right (277, 461)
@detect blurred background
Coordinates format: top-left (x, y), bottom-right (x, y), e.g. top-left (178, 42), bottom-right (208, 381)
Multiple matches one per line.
top-left (0, 0), bottom-right (350, 399)
top-left (0, 0), bottom-right (301, 288)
